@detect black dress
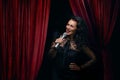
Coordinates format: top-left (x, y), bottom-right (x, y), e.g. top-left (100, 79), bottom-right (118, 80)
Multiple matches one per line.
top-left (50, 41), bottom-right (91, 80)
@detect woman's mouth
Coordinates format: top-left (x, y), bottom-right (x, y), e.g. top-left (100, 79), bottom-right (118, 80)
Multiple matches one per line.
top-left (66, 29), bottom-right (71, 35)
top-left (66, 29), bottom-right (70, 33)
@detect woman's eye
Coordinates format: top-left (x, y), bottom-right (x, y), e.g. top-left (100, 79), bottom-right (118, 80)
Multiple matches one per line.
top-left (67, 24), bottom-right (70, 26)
top-left (67, 24), bottom-right (74, 28)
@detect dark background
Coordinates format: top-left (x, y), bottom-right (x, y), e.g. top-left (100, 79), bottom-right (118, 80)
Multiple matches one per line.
top-left (37, 0), bottom-right (120, 80)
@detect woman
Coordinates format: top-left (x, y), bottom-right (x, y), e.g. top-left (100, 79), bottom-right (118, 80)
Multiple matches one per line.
top-left (48, 16), bottom-right (96, 80)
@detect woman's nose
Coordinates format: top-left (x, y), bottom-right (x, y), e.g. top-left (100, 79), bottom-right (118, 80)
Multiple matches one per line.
top-left (66, 25), bottom-right (70, 29)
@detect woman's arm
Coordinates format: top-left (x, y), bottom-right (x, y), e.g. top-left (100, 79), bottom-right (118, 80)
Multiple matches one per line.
top-left (48, 42), bottom-right (57, 58)
top-left (48, 37), bottom-right (66, 58)
top-left (80, 45), bottom-right (96, 69)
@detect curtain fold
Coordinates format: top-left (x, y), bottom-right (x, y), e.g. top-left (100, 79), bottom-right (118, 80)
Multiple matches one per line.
top-left (0, 0), bottom-right (51, 80)
top-left (69, 0), bottom-right (119, 80)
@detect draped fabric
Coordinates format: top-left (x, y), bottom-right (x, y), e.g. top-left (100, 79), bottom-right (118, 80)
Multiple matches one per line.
top-left (69, 0), bottom-right (119, 80)
top-left (0, 0), bottom-right (51, 80)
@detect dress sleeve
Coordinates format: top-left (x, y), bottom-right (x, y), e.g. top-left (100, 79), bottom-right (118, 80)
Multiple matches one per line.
top-left (48, 42), bottom-right (57, 58)
top-left (48, 42), bottom-right (64, 58)
top-left (80, 45), bottom-right (96, 69)
top-left (48, 32), bottom-right (60, 58)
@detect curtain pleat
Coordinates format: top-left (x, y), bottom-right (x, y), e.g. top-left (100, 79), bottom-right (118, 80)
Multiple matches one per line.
top-left (0, 0), bottom-right (51, 80)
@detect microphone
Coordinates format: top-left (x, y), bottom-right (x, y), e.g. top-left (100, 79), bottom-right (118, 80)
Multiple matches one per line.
top-left (55, 32), bottom-right (67, 48)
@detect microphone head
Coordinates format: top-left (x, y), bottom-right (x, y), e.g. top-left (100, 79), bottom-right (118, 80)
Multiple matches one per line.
top-left (62, 32), bottom-right (67, 38)
top-left (63, 32), bottom-right (67, 35)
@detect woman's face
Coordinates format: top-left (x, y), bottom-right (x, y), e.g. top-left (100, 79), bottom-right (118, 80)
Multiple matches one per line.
top-left (66, 19), bottom-right (77, 36)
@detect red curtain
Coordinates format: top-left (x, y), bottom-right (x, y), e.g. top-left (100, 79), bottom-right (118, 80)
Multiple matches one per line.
top-left (0, 0), bottom-right (51, 80)
top-left (69, 0), bottom-right (119, 80)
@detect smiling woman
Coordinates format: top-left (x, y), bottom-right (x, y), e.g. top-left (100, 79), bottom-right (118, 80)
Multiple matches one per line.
top-left (48, 16), bottom-right (96, 80)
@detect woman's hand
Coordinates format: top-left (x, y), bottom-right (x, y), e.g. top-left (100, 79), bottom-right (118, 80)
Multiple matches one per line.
top-left (69, 63), bottom-right (80, 71)
top-left (55, 37), bottom-right (65, 44)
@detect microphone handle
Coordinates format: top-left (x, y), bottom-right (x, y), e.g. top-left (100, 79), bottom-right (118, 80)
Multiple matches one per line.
top-left (54, 36), bottom-right (64, 48)
top-left (54, 32), bottom-right (66, 48)
top-left (55, 43), bottom-right (59, 48)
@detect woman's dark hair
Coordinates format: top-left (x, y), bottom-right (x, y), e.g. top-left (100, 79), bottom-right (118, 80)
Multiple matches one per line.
top-left (70, 16), bottom-right (89, 50)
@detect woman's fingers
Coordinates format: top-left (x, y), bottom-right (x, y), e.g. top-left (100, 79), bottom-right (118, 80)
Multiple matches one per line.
top-left (69, 63), bottom-right (80, 71)
top-left (55, 38), bottom-right (65, 43)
